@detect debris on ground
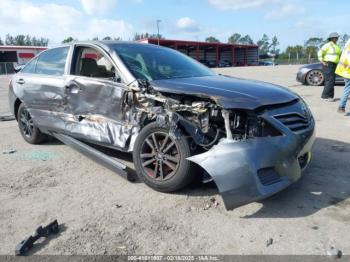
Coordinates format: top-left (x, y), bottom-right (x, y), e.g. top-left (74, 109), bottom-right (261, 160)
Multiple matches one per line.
top-left (15, 220), bottom-right (60, 256)
top-left (311, 226), bottom-right (319, 230)
top-left (266, 238), bottom-right (273, 247)
top-left (327, 246), bottom-right (342, 259)
top-left (210, 197), bottom-right (219, 208)
top-left (2, 149), bottom-right (17, 154)
top-left (331, 144), bottom-right (346, 152)
top-left (24, 150), bottom-right (57, 162)
top-left (185, 206), bottom-right (192, 213)
top-left (116, 204), bottom-right (122, 208)
top-left (0, 115), bottom-right (15, 122)
top-left (203, 197), bottom-right (219, 210)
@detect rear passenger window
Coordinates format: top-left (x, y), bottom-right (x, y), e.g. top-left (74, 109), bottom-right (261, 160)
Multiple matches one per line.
top-left (36, 47), bottom-right (69, 76)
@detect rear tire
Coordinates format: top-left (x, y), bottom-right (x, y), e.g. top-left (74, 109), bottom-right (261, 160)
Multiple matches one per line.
top-left (133, 122), bottom-right (194, 192)
top-left (306, 70), bottom-right (324, 86)
top-left (17, 104), bottom-right (47, 144)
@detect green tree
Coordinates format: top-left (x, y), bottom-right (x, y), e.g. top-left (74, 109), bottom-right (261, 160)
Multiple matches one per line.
top-left (304, 37), bottom-right (323, 61)
top-left (0, 37), bottom-right (3, 45)
top-left (24, 35), bottom-right (32, 45)
top-left (133, 32), bottom-right (164, 41)
top-left (339, 34), bottom-right (350, 49)
top-left (62, 36), bottom-right (75, 43)
top-left (269, 36), bottom-right (280, 55)
top-left (103, 36), bottom-right (112, 40)
top-left (305, 37), bottom-right (324, 49)
top-left (257, 34), bottom-right (270, 55)
top-left (228, 33), bottom-right (241, 44)
top-left (5, 34), bottom-right (49, 46)
top-left (14, 35), bottom-right (26, 45)
top-left (5, 34), bottom-right (14, 45)
top-left (205, 36), bottom-right (220, 43)
top-left (239, 35), bottom-right (254, 45)
top-left (33, 37), bottom-right (49, 46)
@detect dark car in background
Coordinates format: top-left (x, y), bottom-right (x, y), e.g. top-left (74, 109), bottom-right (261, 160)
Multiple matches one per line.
top-left (8, 41), bottom-right (315, 210)
top-left (218, 60), bottom-right (232, 67)
top-left (296, 63), bottom-right (345, 86)
top-left (259, 61), bottom-right (276, 66)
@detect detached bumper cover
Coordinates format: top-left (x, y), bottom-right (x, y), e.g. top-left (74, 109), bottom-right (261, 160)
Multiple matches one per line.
top-left (188, 103), bottom-right (316, 210)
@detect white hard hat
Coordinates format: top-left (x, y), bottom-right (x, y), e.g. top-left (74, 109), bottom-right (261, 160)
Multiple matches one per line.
top-left (328, 32), bottom-right (340, 39)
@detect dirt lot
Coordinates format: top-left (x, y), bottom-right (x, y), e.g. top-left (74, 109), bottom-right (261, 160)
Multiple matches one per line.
top-left (0, 65), bottom-right (350, 255)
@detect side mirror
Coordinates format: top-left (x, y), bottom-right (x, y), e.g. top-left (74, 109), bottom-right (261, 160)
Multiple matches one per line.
top-left (111, 67), bottom-right (122, 83)
top-left (14, 65), bottom-right (24, 73)
top-left (115, 76), bottom-right (122, 83)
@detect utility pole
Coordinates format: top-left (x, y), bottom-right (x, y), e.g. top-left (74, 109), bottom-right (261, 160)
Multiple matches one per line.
top-left (156, 19), bottom-right (161, 45)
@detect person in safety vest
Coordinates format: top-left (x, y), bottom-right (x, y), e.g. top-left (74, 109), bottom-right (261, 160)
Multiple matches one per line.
top-left (318, 32), bottom-right (341, 101)
top-left (335, 40), bottom-right (350, 114)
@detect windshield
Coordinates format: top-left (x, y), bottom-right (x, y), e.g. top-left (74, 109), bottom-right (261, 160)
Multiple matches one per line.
top-left (110, 44), bottom-right (215, 81)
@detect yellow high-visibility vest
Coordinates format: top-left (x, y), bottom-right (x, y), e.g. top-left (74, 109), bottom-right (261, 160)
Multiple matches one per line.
top-left (335, 44), bottom-right (350, 79)
top-left (318, 41), bottom-right (341, 64)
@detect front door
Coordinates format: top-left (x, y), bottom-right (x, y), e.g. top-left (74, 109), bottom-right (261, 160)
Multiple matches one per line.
top-left (64, 45), bottom-right (132, 149)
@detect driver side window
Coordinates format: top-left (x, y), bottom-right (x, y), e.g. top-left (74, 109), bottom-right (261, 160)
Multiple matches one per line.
top-left (72, 46), bottom-right (119, 80)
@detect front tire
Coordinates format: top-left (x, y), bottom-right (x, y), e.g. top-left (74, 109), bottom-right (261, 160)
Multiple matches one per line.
top-left (17, 104), bottom-right (47, 144)
top-left (133, 122), bottom-right (194, 192)
top-left (306, 70), bottom-right (324, 86)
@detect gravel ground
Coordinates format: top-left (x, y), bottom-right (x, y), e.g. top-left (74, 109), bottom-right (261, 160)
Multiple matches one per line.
top-left (0, 65), bottom-right (350, 255)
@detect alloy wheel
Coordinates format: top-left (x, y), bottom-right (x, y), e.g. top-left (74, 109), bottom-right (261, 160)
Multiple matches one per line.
top-left (307, 70), bottom-right (324, 86)
top-left (140, 132), bottom-right (180, 181)
top-left (20, 108), bottom-right (34, 138)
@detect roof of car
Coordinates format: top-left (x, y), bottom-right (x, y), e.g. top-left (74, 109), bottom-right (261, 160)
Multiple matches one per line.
top-left (64, 40), bottom-right (156, 48)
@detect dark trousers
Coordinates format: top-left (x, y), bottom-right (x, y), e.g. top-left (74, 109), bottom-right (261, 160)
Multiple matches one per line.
top-left (322, 62), bottom-right (337, 99)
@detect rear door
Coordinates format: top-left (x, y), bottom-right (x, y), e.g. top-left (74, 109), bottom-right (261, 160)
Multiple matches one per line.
top-left (64, 44), bottom-right (132, 149)
top-left (16, 46), bottom-right (71, 132)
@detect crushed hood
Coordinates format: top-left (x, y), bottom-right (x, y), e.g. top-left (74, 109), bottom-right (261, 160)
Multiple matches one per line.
top-left (151, 75), bottom-right (298, 110)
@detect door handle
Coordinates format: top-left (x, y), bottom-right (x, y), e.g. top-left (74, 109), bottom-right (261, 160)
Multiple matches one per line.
top-left (16, 79), bottom-right (25, 85)
top-left (65, 84), bottom-right (81, 94)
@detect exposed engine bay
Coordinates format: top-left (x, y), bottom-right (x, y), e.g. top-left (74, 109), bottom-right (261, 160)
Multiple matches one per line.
top-left (127, 80), bottom-right (282, 152)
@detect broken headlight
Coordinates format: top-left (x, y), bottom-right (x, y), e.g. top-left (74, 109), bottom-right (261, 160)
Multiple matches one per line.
top-left (230, 111), bottom-right (281, 139)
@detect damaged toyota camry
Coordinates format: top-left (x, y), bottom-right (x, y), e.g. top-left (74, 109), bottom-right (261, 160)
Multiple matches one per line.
top-left (8, 41), bottom-right (315, 209)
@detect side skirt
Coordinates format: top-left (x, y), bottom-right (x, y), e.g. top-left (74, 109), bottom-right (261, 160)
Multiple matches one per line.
top-left (52, 132), bottom-right (135, 181)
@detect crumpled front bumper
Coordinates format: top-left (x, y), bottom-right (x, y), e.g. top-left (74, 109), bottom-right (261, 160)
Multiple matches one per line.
top-left (188, 107), bottom-right (315, 210)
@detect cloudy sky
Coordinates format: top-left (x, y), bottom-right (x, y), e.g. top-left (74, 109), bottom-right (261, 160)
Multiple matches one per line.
top-left (0, 0), bottom-right (348, 50)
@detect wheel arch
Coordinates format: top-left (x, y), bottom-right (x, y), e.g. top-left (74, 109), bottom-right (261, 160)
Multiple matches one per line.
top-left (14, 98), bottom-right (22, 120)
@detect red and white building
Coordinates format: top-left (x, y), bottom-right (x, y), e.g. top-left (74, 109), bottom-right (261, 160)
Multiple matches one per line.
top-left (139, 38), bottom-right (259, 67)
top-left (0, 45), bottom-right (47, 74)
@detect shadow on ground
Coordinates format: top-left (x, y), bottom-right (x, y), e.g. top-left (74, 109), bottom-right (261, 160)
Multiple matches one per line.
top-left (41, 136), bottom-right (350, 218)
top-left (242, 137), bottom-right (350, 218)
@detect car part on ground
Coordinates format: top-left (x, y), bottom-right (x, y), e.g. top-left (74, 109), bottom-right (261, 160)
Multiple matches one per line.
top-left (15, 220), bottom-right (59, 256)
top-left (296, 63), bottom-right (344, 86)
top-left (8, 41), bottom-right (316, 210)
